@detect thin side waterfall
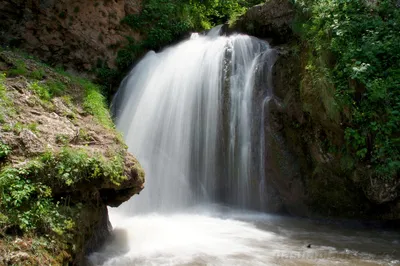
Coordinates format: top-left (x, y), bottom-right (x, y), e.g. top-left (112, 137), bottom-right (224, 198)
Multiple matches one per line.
top-left (112, 30), bottom-right (275, 214)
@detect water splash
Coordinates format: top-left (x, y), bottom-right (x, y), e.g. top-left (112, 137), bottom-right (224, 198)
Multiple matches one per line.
top-left (113, 31), bottom-right (274, 213)
top-left (91, 29), bottom-right (400, 266)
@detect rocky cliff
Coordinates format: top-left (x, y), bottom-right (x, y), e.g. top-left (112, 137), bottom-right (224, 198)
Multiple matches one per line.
top-left (0, 0), bottom-right (142, 72)
top-left (0, 50), bottom-right (144, 265)
top-left (231, 0), bottom-right (400, 222)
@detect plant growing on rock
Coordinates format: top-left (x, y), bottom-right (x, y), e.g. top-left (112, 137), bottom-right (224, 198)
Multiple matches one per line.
top-left (296, 0), bottom-right (399, 179)
top-left (0, 142), bottom-right (10, 160)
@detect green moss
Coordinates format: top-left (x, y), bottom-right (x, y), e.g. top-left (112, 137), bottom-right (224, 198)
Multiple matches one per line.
top-left (0, 72), bottom-right (13, 122)
top-left (77, 78), bottom-right (114, 129)
top-left (300, 50), bottom-right (340, 123)
top-left (307, 166), bottom-right (367, 218)
top-left (1, 51), bottom-right (116, 130)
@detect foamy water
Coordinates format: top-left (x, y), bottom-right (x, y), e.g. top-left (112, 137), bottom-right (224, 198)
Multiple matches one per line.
top-left (97, 27), bottom-right (400, 266)
top-left (88, 206), bottom-right (400, 266)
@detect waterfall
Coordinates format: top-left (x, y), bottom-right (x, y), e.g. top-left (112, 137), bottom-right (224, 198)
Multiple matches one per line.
top-left (113, 30), bottom-right (275, 214)
top-left (88, 28), bottom-right (399, 266)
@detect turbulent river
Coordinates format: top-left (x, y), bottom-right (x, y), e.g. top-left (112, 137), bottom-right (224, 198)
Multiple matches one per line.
top-left (89, 27), bottom-right (400, 265)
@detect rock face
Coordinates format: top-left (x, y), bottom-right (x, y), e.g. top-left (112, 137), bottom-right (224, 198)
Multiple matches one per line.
top-left (0, 0), bottom-right (142, 71)
top-left (234, 0), bottom-right (400, 222)
top-left (268, 48), bottom-right (400, 221)
top-left (230, 0), bottom-right (295, 44)
top-left (0, 51), bottom-right (145, 265)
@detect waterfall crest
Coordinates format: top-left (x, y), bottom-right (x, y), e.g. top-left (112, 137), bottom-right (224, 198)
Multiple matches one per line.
top-left (113, 30), bottom-right (276, 213)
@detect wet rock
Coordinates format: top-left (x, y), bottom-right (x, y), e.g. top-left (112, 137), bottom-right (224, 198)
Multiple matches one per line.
top-left (230, 0), bottom-right (295, 44)
top-left (354, 168), bottom-right (400, 204)
top-left (82, 205), bottom-right (113, 261)
top-left (266, 41), bottom-right (399, 220)
top-left (100, 153), bottom-right (145, 207)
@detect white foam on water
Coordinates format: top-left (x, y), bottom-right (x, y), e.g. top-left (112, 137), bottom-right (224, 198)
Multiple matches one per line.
top-left (89, 210), bottom-right (285, 266)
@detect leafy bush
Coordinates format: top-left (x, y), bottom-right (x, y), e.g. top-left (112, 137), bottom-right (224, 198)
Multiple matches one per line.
top-left (297, 0), bottom-right (400, 178)
top-left (0, 142), bottom-right (10, 160)
top-left (121, 0), bottom-right (248, 51)
top-left (0, 147), bottom-right (125, 236)
top-left (0, 165), bottom-right (74, 235)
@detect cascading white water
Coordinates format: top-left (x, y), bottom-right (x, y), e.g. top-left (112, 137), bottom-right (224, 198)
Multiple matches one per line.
top-left (89, 29), bottom-right (400, 266)
top-left (113, 30), bottom-right (273, 213)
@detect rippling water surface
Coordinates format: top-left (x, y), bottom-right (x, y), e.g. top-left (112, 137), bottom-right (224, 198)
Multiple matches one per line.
top-left (88, 205), bottom-right (400, 266)
top-left (100, 26), bottom-right (400, 266)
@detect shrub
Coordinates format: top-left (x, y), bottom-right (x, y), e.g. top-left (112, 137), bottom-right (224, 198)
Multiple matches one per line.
top-left (0, 142), bottom-right (10, 160)
top-left (297, 0), bottom-right (400, 179)
top-left (0, 147), bottom-right (126, 236)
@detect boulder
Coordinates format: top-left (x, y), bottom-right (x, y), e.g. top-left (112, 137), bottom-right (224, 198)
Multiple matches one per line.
top-left (230, 0), bottom-right (295, 44)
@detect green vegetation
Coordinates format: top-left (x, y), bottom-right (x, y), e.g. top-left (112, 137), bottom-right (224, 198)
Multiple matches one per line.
top-left (295, 0), bottom-right (399, 179)
top-left (2, 52), bottom-right (114, 130)
top-left (0, 147), bottom-right (126, 263)
top-left (0, 142), bottom-right (10, 160)
top-left (0, 72), bottom-right (12, 122)
top-left (97, 0), bottom-right (263, 99)
top-left (44, 80), bottom-right (67, 96)
top-left (55, 134), bottom-right (70, 145)
top-left (30, 68), bottom-right (45, 80)
top-left (7, 59), bottom-right (28, 77)
top-left (28, 122), bottom-right (39, 133)
top-left (0, 148), bottom-right (125, 233)
top-left (0, 39), bottom-right (140, 266)
top-left (0, 54), bottom-right (131, 259)
top-left (120, 0), bottom-right (251, 58)
top-left (78, 78), bottom-right (115, 129)
top-left (30, 82), bottom-right (52, 101)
